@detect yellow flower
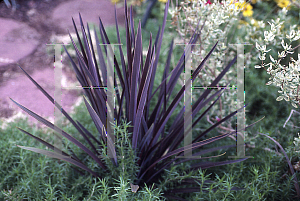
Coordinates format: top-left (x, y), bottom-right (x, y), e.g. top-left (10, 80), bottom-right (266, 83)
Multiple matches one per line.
top-left (234, 1), bottom-right (247, 10)
top-left (251, 0), bottom-right (257, 3)
top-left (238, 19), bottom-right (248, 28)
top-left (277, 0), bottom-right (291, 9)
top-left (158, 0), bottom-right (168, 3)
top-left (250, 18), bottom-right (259, 27)
top-left (111, 0), bottom-right (119, 3)
top-left (242, 3), bottom-right (253, 17)
top-left (280, 24), bottom-right (284, 32)
top-left (229, 1), bottom-right (254, 17)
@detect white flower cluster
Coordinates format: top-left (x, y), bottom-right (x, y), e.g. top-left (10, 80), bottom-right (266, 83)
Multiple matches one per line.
top-left (169, 0), bottom-right (246, 119)
top-left (263, 18), bottom-right (285, 43)
top-left (294, 132), bottom-right (300, 152)
top-left (255, 18), bottom-right (300, 108)
top-left (170, 0), bottom-right (300, 152)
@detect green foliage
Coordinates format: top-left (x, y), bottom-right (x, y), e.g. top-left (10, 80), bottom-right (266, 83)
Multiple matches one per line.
top-left (3, 0), bottom-right (300, 200)
top-left (8, 0), bottom-right (251, 200)
top-left (0, 117), bottom-right (88, 200)
top-left (2, 89), bottom-right (300, 200)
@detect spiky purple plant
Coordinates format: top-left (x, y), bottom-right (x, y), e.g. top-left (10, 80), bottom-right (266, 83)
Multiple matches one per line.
top-left (10, 0), bottom-right (254, 199)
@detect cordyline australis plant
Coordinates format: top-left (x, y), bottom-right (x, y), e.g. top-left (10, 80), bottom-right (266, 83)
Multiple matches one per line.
top-left (10, 0), bottom-right (253, 199)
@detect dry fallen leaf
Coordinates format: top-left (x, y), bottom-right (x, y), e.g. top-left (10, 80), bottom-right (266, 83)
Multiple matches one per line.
top-left (130, 183), bottom-right (139, 193)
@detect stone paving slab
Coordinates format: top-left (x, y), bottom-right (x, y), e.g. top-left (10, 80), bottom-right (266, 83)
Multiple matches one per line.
top-left (0, 18), bottom-right (40, 67)
top-left (0, 67), bottom-right (83, 130)
top-left (0, 0), bottom-right (128, 130)
top-left (52, 0), bottom-right (126, 33)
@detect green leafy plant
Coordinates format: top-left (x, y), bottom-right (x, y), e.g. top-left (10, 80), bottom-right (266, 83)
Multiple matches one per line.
top-left (169, 0), bottom-right (251, 147)
top-left (169, 0), bottom-right (300, 150)
top-left (258, 132), bottom-right (300, 199)
top-left (10, 0), bottom-right (254, 199)
top-left (255, 17), bottom-right (300, 108)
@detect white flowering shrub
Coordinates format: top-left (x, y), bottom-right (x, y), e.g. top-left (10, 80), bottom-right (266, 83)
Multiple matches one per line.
top-left (170, 1), bottom-right (300, 106)
top-left (169, 0), bottom-right (250, 124)
top-left (250, 6), bottom-right (300, 149)
top-left (254, 16), bottom-right (300, 108)
top-left (169, 0), bottom-right (300, 149)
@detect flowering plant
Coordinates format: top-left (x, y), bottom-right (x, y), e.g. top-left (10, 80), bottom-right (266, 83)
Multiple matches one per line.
top-left (169, 0), bottom-right (249, 130)
top-left (169, 0), bottom-right (300, 149)
top-left (254, 16), bottom-right (300, 108)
